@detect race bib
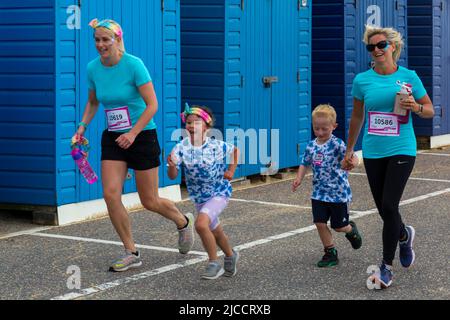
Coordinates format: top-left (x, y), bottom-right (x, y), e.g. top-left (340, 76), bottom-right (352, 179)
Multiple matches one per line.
top-left (368, 112), bottom-right (399, 136)
top-left (313, 152), bottom-right (324, 166)
top-left (105, 106), bottom-right (132, 131)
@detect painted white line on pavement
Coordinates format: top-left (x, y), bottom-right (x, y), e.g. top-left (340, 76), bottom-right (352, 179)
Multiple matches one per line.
top-left (50, 187), bottom-right (450, 300)
top-left (398, 188), bottom-right (450, 206)
top-left (32, 233), bottom-right (207, 256)
top-left (230, 198), bottom-right (312, 210)
top-left (349, 172), bottom-right (450, 183)
top-left (230, 198), bottom-right (365, 215)
top-left (0, 227), bottom-right (54, 241)
top-left (51, 256), bottom-right (208, 300)
top-left (417, 152), bottom-right (450, 157)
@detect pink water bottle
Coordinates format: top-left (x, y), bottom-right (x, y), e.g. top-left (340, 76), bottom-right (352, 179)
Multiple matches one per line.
top-left (393, 82), bottom-right (412, 124)
top-left (71, 148), bottom-right (98, 184)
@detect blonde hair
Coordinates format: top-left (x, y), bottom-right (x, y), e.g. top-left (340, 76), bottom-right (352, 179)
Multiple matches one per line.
top-left (91, 19), bottom-right (126, 53)
top-left (363, 25), bottom-right (403, 63)
top-left (312, 104), bottom-right (337, 124)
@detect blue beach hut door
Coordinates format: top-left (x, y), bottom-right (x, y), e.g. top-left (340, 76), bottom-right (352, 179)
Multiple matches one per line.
top-left (240, 1), bottom-right (271, 177)
top-left (441, 1), bottom-right (449, 134)
top-left (240, 0), bottom-right (300, 176)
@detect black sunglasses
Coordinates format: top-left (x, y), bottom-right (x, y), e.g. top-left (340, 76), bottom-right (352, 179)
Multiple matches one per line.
top-left (366, 40), bottom-right (389, 52)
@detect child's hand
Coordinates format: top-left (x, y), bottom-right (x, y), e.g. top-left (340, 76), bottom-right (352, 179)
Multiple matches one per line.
top-left (224, 170), bottom-right (235, 181)
top-left (292, 177), bottom-right (302, 192)
top-left (167, 152), bottom-right (177, 167)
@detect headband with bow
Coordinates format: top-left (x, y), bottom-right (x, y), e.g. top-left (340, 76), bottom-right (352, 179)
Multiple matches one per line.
top-left (181, 103), bottom-right (213, 125)
top-left (89, 18), bottom-right (123, 38)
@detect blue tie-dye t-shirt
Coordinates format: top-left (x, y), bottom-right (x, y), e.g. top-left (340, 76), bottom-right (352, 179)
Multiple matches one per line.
top-left (172, 137), bottom-right (235, 204)
top-left (301, 135), bottom-right (352, 203)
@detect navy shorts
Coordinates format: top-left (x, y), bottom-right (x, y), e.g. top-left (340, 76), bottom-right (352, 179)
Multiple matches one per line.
top-left (311, 199), bottom-right (350, 229)
top-left (101, 129), bottom-right (161, 170)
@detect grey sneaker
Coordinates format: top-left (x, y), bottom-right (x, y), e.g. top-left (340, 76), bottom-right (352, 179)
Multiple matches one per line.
top-left (201, 261), bottom-right (224, 280)
top-left (109, 250), bottom-right (142, 272)
top-left (224, 249), bottom-right (239, 277)
top-left (178, 213), bottom-right (194, 254)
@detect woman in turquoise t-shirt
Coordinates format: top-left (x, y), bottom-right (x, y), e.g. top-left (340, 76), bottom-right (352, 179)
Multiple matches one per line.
top-left (73, 19), bottom-right (194, 272)
top-left (342, 25), bottom-right (434, 289)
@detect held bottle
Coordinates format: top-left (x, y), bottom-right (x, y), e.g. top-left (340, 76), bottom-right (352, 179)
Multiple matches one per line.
top-left (393, 82), bottom-right (412, 124)
top-left (71, 148), bottom-right (98, 184)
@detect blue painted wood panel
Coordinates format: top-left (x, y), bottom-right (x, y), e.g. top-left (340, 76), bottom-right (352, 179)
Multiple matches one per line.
top-left (313, 0), bottom-right (408, 150)
top-left (408, 0), bottom-right (449, 136)
top-left (182, 0), bottom-right (311, 177)
top-left (0, 0), bottom-right (56, 205)
top-left (0, 0), bottom-right (181, 206)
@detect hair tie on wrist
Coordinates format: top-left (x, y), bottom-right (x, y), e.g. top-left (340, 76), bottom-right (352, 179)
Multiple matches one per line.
top-left (79, 121), bottom-right (88, 129)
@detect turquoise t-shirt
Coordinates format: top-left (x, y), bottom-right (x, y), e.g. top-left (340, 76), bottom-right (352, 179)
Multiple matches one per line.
top-left (352, 66), bottom-right (427, 158)
top-left (87, 53), bottom-right (156, 132)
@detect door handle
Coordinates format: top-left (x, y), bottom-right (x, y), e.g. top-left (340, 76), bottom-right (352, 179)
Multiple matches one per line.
top-left (262, 76), bottom-right (279, 88)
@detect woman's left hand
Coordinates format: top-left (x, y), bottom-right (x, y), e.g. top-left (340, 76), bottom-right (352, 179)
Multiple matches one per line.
top-left (399, 95), bottom-right (418, 112)
top-left (116, 132), bottom-right (137, 150)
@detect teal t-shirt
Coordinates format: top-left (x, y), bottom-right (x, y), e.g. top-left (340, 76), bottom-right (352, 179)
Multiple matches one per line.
top-left (87, 53), bottom-right (156, 132)
top-left (351, 66), bottom-right (427, 158)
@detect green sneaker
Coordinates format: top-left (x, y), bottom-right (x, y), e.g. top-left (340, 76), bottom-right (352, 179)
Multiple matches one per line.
top-left (345, 220), bottom-right (362, 249)
top-left (317, 247), bottom-right (338, 267)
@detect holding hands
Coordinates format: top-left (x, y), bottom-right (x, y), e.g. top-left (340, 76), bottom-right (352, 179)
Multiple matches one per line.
top-left (341, 152), bottom-right (359, 171)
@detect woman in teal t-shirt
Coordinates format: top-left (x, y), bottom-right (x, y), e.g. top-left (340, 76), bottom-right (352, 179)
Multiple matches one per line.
top-left (342, 25), bottom-right (434, 289)
top-left (73, 19), bottom-right (194, 272)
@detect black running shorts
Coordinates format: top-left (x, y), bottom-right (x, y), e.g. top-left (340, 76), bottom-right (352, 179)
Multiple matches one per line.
top-left (311, 199), bottom-right (350, 229)
top-left (101, 129), bottom-right (161, 170)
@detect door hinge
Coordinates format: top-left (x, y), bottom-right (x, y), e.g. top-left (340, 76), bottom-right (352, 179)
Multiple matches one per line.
top-left (440, 1), bottom-right (444, 11)
top-left (297, 71), bottom-right (301, 83)
top-left (78, 0), bottom-right (82, 8)
top-left (297, 143), bottom-right (301, 156)
top-left (241, 75), bottom-right (245, 88)
top-left (161, 0), bottom-right (164, 11)
top-left (241, 0), bottom-right (244, 11)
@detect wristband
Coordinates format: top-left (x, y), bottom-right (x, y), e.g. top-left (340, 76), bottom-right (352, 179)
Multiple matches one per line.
top-left (78, 121), bottom-right (88, 129)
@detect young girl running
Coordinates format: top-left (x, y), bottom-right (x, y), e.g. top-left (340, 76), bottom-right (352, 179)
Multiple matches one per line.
top-left (167, 104), bottom-right (240, 280)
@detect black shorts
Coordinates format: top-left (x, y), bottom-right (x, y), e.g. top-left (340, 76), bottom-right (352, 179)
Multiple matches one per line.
top-left (101, 129), bottom-right (161, 170)
top-left (311, 199), bottom-right (350, 229)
